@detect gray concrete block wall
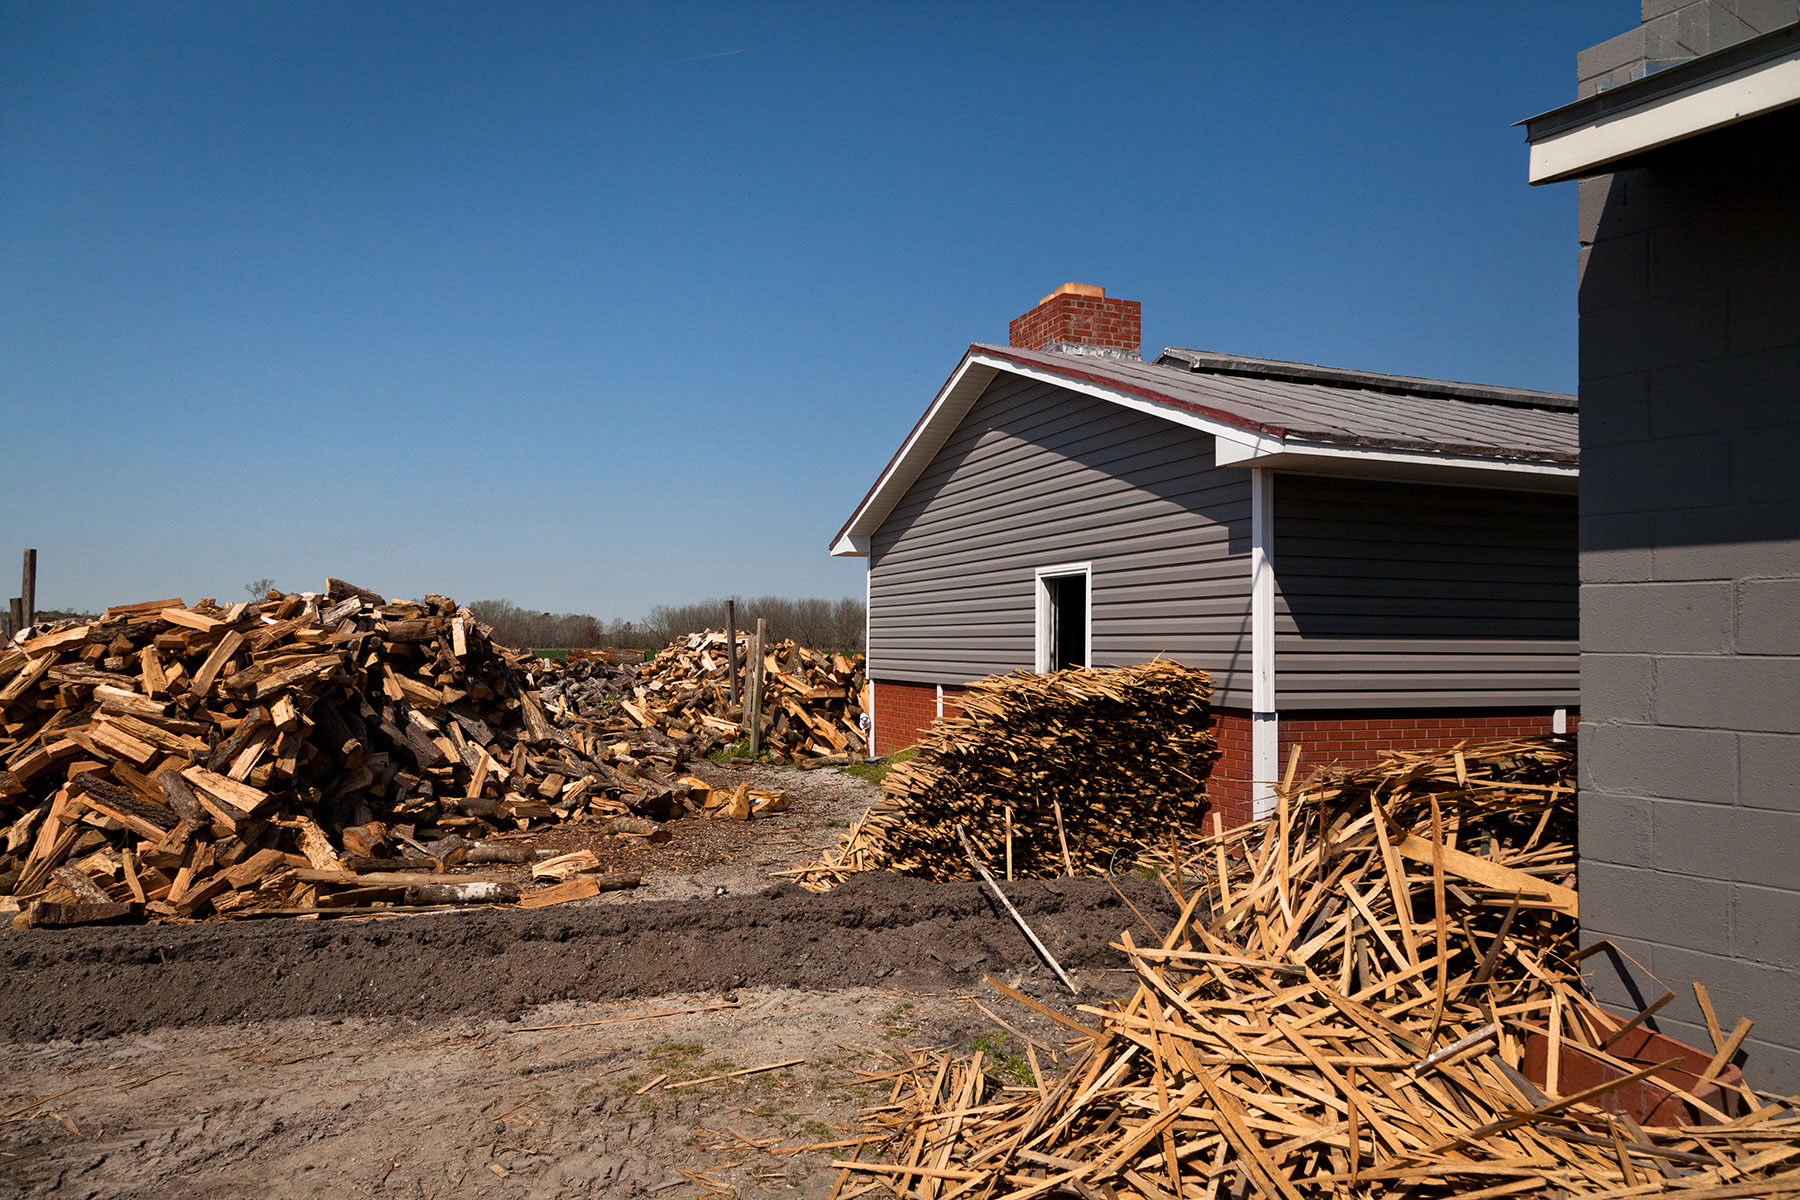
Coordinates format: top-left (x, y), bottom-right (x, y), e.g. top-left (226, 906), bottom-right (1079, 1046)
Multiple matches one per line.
top-left (1576, 1), bottom-right (1799, 97)
top-left (1575, 88), bottom-right (1800, 1093)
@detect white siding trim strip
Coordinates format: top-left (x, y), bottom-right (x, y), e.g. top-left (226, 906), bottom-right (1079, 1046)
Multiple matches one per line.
top-left (1251, 468), bottom-right (1279, 818)
top-left (865, 559), bottom-right (876, 758)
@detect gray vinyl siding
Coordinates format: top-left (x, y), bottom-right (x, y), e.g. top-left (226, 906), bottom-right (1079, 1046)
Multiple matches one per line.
top-left (1274, 474), bottom-right (1579, 709)
top-left (869, 373), bottom-right (1256, 705)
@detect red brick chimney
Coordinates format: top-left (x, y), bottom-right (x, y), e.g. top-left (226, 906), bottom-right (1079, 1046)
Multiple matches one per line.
top-left (1008, 283), bottom-right (1141, 357)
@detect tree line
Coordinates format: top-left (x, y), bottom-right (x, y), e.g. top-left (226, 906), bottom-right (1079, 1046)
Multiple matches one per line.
top-left (466, 595), bottom-right (865, 653)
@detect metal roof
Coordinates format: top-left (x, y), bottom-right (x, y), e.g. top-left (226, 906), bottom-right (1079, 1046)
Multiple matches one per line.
top-left (830, 344), bottom-right (1578, 556)
top-left (981, 345), bottom-right (1578, 462)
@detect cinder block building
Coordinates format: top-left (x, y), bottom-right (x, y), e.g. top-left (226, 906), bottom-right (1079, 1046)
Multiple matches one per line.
top-left (832, 284), bottom-right (1580, 826)
top-left (1525, 1), bottom-right (1800, 1091)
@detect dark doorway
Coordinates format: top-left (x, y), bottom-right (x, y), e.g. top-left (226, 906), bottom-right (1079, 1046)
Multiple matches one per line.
top-left (1047, 574), bottom-right (1087, 670)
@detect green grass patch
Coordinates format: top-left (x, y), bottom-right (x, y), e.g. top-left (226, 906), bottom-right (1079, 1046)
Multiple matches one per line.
top-left (971, 1030), bottom-right (1036, 1088)
top-left (707, 737), bottom-right (752, 763)
top-left (531, 647), bottom-right (570, 660)
top-left (841, 745), bottom-right (917, 786)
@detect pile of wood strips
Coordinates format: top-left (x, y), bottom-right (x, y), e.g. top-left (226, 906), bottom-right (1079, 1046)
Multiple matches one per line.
top-left (0, 582), bottom-right (708, 925)
top-left (618, 629), bottom-right (867, 762)
top-left (789, 662), bottom-right (1216, 890)
top-left (837, 739), bottom-right (1800, 1198)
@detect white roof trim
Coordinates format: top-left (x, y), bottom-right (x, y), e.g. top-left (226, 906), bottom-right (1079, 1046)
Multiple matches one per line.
top-left (831, 349), bottom-right (1576, 556)
top-left (1220, 439), bottom-right (1579, 485)
top-left (1528, 39), bottom-right (1800, 184)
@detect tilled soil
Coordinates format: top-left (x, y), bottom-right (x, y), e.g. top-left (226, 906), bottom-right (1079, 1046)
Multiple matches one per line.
top-left (0, 761), bottom-right (1182, 1198)
top-left (0, 873), bottom-right (1173, 1044)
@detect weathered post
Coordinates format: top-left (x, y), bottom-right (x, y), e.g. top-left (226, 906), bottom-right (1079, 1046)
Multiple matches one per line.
top-left (8, 598), bottom-right (22, 638)
top-left (747, 618), bottom-right (768, 757)
top-left (725, 598), bottom-right (739, 708)
top-left (20, 549), bottom-right (36, 628)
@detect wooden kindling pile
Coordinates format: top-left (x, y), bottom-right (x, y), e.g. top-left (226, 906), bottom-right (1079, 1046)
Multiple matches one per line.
top-left (838, 739), bottom-right (1800, 1198)
top-left (0, 580), bottom-right (705, 924)
top-left (617, 628), bottom-right (867, 763)
top-left (787, 661), bottom-right (1217, 891)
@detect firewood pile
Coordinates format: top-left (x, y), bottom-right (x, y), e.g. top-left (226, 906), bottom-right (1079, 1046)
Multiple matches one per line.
top-left (530, 653), bottom-right (641, 722)
top-left (787, 661), bottom-right (1216, 890)
top-left (837, 739), bottom-right (1800, 1198)
top-left (615, 630), bottom-right (867, 762)
top-left (0, 582), bottom-right (711, 926)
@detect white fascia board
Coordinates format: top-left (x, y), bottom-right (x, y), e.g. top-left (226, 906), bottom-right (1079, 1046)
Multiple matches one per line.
top-left (1529, 46), bottom-right (1800, 185)
top-left (976, 354), bottom-right (1264, 446)
top-left (1224, 441), bottom-right (1578, 485)
top-left (832, 356), bottom-right (1000, 554)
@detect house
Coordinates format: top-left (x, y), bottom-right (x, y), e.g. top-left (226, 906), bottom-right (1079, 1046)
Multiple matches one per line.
top-left (1524, 1), bottom-right (1800, 1092)
top-left (831, 284), bottom-right (1580, 826)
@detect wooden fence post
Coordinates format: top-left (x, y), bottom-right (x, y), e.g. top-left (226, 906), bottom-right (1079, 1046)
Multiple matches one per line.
top-left (725, 599), bottom-right (739, 709)
top-left (20, 549), bottom-right (36, 628)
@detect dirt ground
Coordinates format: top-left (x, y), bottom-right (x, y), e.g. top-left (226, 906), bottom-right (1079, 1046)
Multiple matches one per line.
top-left (0, 762), bottom-right (1181, 1198)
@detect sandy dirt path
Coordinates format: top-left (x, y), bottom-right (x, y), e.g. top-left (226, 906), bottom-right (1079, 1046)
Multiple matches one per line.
top-left (1, 873), bottom-right (1176, 1198)
top-left (1, 986), bottom-right (1024, 1199)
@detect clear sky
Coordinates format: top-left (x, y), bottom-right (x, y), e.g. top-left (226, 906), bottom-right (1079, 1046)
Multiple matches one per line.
top-left (1, 1), bottom-right (1624, 620)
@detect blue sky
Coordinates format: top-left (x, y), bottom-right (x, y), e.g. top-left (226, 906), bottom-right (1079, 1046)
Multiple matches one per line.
top-left (0, 2), bottom-right (1624, 619)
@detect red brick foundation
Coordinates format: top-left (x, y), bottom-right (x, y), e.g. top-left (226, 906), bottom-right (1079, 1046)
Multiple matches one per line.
top-left (876, 677), bottom-right (1573, 830)
top-left (1207, 706), bottom-right (1578, 824)
top-left (869, 679), bottom-right (966, 756)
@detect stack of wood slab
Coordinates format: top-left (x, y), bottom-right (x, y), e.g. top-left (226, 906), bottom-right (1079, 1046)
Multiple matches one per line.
top-left (839, 739), bottom-right (1800, 1198)
top-left (789, 661), bottom-right (1216, 890)
top-left (0, 581), bottom-right (700, 925)
top-left (618, 629), bottom-right (867, 762)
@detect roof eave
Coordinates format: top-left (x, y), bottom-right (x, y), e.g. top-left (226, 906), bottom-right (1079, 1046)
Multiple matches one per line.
top-left (829, 347), bottom-right (1580, 556)
top-left (1218, 439), bottom-right (1579, 492)
top-left (1523, 21), bottom-right (1800, 185)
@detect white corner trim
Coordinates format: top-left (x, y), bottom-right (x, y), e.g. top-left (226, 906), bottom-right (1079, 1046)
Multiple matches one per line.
top-left (1252, 713), bottom-right (1281, 821)
top-left (864, 559), bottom-right (875, 758)
top-left (1250, 468), bottom-right (1279, 818)
top-left (1033, 561), bottom-right (1093, 673)
top-left (1528, 45), bottom-right (1800, 185)
top-left (935, 684), bottom-right (944, 720)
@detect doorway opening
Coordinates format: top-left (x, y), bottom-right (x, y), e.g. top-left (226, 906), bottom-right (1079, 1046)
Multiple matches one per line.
top-left (1035, 563), bottom-right (1091, 672)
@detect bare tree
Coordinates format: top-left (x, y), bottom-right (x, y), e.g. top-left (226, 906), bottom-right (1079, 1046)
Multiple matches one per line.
top-left (244, 578), bottom-right (278, 600)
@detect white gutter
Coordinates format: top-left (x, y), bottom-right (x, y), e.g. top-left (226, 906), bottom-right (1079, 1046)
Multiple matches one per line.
top-left (1216, 436), bottom-right (1578, 485)
top-left (1250, 467), bottom-right (1279, 819)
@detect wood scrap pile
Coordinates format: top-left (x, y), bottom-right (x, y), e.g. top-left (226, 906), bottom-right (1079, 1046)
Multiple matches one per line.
top-left (789, 661), bottom-right (1216, 890)
top-left (837, 739), bottom-right (1800, 1198)
top-left (0, 581), bottom-right (703, 925)
top-left (617, 629), bottom-right (867, 762)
